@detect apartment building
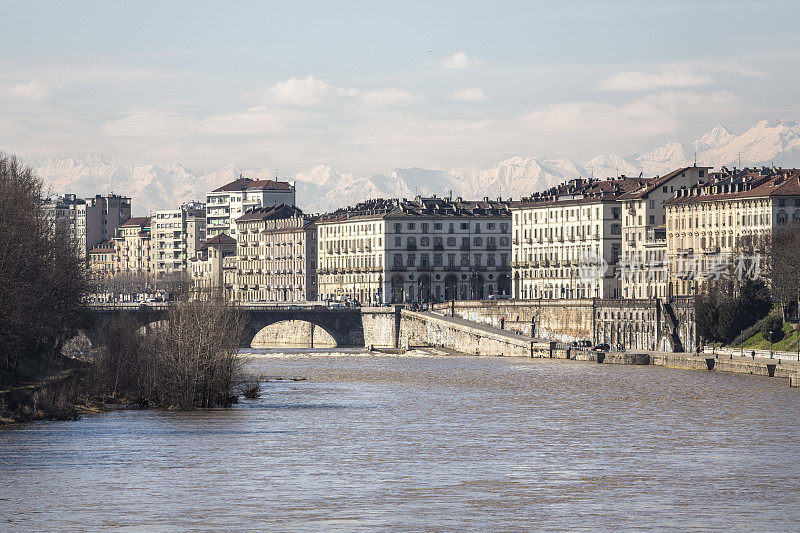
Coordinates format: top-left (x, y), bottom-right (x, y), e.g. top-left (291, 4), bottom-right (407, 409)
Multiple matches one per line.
top-left (189, 234), bottom-right (237, 296)
top-left (665, 167), bottom-right (800, 297)
top-left (511, 177), bottom-right (640, 300)
top-left (618, 166), bottom-right (709, 299)
top-left (234, 205), bottom-right (317, 302)
top-left (153, 202), bottom-right (206, 276)
top-left (316, 196), bottom-right (512, 304)
top-left (113, 216), bottom-right (155, 275)
top-left (206, 177), bottom-right (296, 238)
top-left (87, 240), bottom-right (116, 279)
top-left (42, 193), bottom-right (79, 234)
top-left (76, 194), bottom-right (132, 258)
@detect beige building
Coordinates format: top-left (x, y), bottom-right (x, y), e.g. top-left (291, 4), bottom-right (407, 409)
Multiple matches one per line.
top-left (665, 168), bottom-right (800, 297)
top-left (113, 216), bottom-right (155, 275)
top-left (618, 166), bottom-right (709, 299)
top-left (87, 240), bottom-right (116, 280)
top-left (234, 205), bottom-right (317, 302)
top-left (511, 177), bottom-right (643, 300)
top-left (189, 234), bottom-right (237, 297)
top-left (206, 177), bottom-right (296, 238)
top-left (154, 202), bottom-right (206, 276)
top-left (317, 196), bottom-right (512, 304)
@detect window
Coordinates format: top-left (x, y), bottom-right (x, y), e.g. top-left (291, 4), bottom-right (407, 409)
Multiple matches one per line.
top-left (408, 223), bottom-right (415, 230)
top-left (461, 222), bottom-right (469, 230)
top-left (500, 236), bottom-right (509, 246)
top-left (487, 254), bottom-right (496, 266)
top-left (394, 223), bottom-right (402, 233)
top-left (434, 222), bottom-right (442, 230)
top-left (473, 237), bottom-right (482, 246)
top-left (407, 254), bottom-right (416, 267)
top-left (447, 236), bottom-right (456, 246)
top-left (420, 236), bottom-right (430, 246)
top-left (434, 254), bottom-right (442, 267)
top-left (395, 236), bottom-right (401, 246)
top-left (487, 223), bottom-right (495, 230)
top-left (461, 254), bottom-right (470, 266)
top-left (663, 186), bottom-right (668, 193)
top-left (422, 223), bottom-right (428, 232)
top-left (500, 223), bottom-right (508, 233)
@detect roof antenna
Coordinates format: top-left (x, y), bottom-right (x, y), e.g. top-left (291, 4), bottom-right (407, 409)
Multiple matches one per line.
top-left (693, 150), bottom-right (697, 167)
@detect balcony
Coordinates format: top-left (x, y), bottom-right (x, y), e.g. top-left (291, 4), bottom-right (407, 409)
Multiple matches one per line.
top-left (460, 244), bottom-right (470, 251)
top-left (433, 243), bottom-right (444, 250)
top-left (406, 244), bottom-right (417, 250)
top-left (390, 265), bottom-right (407, 271)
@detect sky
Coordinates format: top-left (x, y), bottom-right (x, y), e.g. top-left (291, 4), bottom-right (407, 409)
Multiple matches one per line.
top-left (1, 0), bottom-right (799, 174)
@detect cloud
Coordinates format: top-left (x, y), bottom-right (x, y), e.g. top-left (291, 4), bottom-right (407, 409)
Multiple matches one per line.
top-left (598, 70), bottom-right (714, 91)
top-left (101, 112), bottom-right (195, 138)
top-left (261, 76), bottom-right (425, 107)
top-left (447, 88), bottom-right (488, 101)
top-left (268, 76), bottom-right (331, 106)
top-left (199, 108), bottom-right (285, 135)
top-left (358, 89), bottom-right (426, 106)
top-left (440, 51), bottom-right (485, 69)
top-left (8, 81), bottom-right (51, 102)
top-left (523, 91), bottom-right (739, 137)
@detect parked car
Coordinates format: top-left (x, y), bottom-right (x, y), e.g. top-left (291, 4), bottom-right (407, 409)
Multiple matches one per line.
top-left (487, 293), bottom-right (512, 300)
top-left (593, 343), bottom-right (611, 351)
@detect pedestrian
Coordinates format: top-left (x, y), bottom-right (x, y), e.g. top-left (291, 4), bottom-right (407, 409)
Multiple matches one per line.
top-left (500, 316), bottom-right (505, 330)
top-left (752, 350), bottom-right (756, 360)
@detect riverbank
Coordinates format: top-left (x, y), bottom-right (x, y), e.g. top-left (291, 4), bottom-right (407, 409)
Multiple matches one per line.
top-left (0, 364), bottom-right (105, 425)
top-left (564, 348), bottom-right (800, 388)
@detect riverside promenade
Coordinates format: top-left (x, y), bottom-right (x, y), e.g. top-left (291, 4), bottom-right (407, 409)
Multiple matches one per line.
top-left (421, 309), bottom-right (800, 389)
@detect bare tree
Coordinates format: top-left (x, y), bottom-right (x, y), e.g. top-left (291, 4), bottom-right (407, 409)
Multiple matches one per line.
top-left (770, 224), bottom-right (800, 321)
top-left (0, 154), bottom-right (87, 377)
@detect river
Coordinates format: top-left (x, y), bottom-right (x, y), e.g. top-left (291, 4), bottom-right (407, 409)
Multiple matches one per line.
top-left (2, 351), bottom-right (800, 531)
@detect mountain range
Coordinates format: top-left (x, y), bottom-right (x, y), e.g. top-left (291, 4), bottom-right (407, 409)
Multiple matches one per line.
top-left (19, 119), bottom-right (800, 216)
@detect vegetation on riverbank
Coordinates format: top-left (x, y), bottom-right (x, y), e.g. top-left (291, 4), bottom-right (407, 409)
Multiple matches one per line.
top-left (92, 296), bottom-right (244, 409)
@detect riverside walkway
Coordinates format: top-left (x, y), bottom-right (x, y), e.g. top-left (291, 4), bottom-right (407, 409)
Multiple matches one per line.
top-left (422, 309), bottom-right (800, 388)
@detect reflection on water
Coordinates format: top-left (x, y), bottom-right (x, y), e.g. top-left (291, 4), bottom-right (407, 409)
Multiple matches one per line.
top-left (2, 352), bottom-right (800, 531)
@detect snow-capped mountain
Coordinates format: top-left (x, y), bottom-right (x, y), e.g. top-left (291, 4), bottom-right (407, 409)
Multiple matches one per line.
top-left (16, 119), bottom-right (800, 215)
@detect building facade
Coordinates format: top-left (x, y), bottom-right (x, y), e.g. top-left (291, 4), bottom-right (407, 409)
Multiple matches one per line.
top-left (189, 234), bottom-right (237, 297)
top-left (665, 167), bottom-right (800, 297)
top-left (206, 177), bottom-right (296, 238)
top-left (316, 196), bottom-right (512, 304)
top-left (113, 216), bottom-right (154, 275)
top-left (87, 240), bottom-right (116, 280)
top-left (234, 205), bottom-right (317, 302)
top-left (153, 202), bottom-right (206, 276)
top-left (511, 177), bottom-right (643, 300)
top-left (618, 166), bottom-right (709, 299)
top-left (76, 194), bottom-right (132, 258)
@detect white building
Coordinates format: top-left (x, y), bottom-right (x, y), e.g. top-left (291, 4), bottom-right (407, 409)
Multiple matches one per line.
top-left (316, 196), bottom-right (512, 304)
top-left (511, 177), bottom-right (644, 300)
top-left (617, 166), bottom-right (709, 299)
top-left (153, 202), bottom-right (206, 276)
top-left (206, 177), bottom-right (295, 238)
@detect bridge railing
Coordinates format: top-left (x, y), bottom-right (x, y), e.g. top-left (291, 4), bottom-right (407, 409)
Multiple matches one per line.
top-left (86, 302), bottom-right (359, 312)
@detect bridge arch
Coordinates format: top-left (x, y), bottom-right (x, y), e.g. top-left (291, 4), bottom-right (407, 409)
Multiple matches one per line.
top-left (250, 319), bottom-right (338, 348)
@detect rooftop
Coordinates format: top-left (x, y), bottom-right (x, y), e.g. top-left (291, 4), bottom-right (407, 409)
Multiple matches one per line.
top-left (212, 177), bottom-right (293, 193)
top-left (317, 196), bottom-right (512, 223)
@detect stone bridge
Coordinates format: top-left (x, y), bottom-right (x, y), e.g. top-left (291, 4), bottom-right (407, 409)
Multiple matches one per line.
top-left (83, 303), bottom-right (369, 348)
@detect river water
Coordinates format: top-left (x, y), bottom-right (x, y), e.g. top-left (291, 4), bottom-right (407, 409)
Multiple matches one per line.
top-left (2, 351), bottom-right (800, 531)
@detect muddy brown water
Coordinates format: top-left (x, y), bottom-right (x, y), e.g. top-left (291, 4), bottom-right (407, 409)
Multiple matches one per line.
top-left (2, 351), bottom-right (799, 531)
